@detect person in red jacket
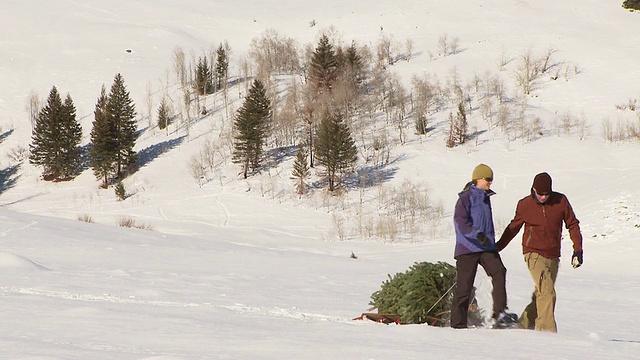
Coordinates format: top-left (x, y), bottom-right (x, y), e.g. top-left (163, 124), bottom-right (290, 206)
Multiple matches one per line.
top-left (496, 172), bottom-right (583, 333)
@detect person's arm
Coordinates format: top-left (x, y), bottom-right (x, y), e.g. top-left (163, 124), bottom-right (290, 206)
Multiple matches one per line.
top-left (454, 192), bottom-right (474, 235)
top-left (454, 192), bottom-right (489, 247)
top-left (563, 196), bottom-right (583, 253)
top-left (496, 200), bottom-right (525, 251)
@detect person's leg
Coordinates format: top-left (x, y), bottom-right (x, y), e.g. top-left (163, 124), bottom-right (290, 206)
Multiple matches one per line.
top-left (535, 255), bottom-right (559, 332)
top-left (525, 252), bottom-right (559, 332)
top-left (451, 253), bottom-right (480, 328)
top-left (479, 251), bottom-right (507, 318)
top-left (519, 292), bottom-right (537, 330)
top-left (519, 253), bottom-right (537, 330)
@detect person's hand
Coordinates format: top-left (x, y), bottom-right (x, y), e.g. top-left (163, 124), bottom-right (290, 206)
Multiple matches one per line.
top-left (571, 251), bottom-right (583, 268)
top-left (477, 232), bottom-right (489, 248)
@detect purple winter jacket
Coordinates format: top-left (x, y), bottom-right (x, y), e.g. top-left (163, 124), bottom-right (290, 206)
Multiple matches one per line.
top-left (453, 183), bottom-right (497, 258)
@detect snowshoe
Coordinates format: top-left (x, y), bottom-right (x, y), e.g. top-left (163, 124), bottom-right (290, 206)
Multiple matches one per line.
top-left (491, 311), bottom-right (519, 329)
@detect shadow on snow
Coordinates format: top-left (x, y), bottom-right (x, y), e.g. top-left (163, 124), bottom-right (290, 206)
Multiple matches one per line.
top-left (137, 136), bottom-right (187, 170)
top-left (0, 164), bottom-right (21, 195)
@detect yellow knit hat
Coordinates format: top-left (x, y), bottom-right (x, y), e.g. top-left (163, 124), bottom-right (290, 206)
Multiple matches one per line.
top-left (472, 164), bottom-right (493, 180)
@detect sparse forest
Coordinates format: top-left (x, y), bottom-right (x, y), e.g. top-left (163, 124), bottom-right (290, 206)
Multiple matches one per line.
top-left (22, 22), bottom-right (640, 242)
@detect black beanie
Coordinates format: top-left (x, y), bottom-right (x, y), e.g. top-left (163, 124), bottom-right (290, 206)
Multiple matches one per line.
top-left (532, 172), bottom-right (552, 194)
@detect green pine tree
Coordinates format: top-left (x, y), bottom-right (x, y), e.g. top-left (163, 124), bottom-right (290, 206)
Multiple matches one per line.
top-left (107, 73), bottom-right (138, 179)
top-left (29, 86), bottom-right (82, 180)
top-left (89, 85), bottom-right (116, 188)
top-left (232, 79), bottom-right (272, 179)
top-left (214, 43), bottom-right (229, 91)
top-left (57, 94), bottom-right (83, 178)
top-left (314, 112), bottom-right (357, 192)
top-left (309, 34), bottom-right (338, 92)
top-left (344, 41), bottom-right (365, 86)
top-left (115, 181), bottom-right (126, 201)
top-left (157, 97), bottom-right (171, 130)
top-left (290, 143), bottom-right (310, 195)
top-left (30, 87), bottom-right (61, 178)
top-left (455, 102), bottom-right (468, 144)
top-left (195, 56), bottom-right (213, 95)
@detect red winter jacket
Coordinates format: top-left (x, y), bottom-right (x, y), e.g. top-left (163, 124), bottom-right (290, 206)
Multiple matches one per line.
top-left (496, 190), bottom-right (583, 259)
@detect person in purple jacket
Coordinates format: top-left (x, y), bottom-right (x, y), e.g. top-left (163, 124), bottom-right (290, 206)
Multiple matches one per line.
top-left (450, 164), bottom-right (515, 329)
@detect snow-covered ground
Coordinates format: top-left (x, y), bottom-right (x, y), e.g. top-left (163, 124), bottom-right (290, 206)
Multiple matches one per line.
top-left (1, 1), bottom-right (640, 359)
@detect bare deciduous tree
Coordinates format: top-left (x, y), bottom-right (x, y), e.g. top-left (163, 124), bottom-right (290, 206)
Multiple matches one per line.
top-left (514, 49), bottom-right (543, 95)
top-left (272, 78), bottom-right (301, 147)
top-left (377, 32), bottom-right (393, 65)
top-left (497, 103), bottom-right (512, 138)
top-left (145, 81), bottom-right (154, 130)
top-left (405, 38), bottom-right (414, 61)
top-left (172, 46), bottom-right (187, 87)
top-left (480, 95), bottom-right (494, 128)
top-left (438, 34), bottom-right (449, 57)
top-left (449, 36), bottom-right (461, 55)
top-left (25, 90), bottom-right (41, 130)
top-left (249, 29), bottom-right (301, 81)
top-left (446, 111), bottom-right (456, 148)
top-left (497, 49), bottom-right (511, 71)
top-left (540, 47), bottom-right (559, 74)
top-left (411, 74), bottom-right (440, 135)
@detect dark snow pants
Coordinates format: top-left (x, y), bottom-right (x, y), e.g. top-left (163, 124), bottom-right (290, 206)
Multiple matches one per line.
top-left (450, 251), bottom-right (507, 328)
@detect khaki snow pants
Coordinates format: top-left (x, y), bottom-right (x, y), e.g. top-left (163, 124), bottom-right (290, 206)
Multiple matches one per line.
top-left (520, 252), bottom-right (559, 333)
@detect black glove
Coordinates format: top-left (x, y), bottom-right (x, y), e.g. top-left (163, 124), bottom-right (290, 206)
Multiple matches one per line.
top-left (571, 251), bottom-right (583, 268)
top-left (477, 232), bottom-right (490, 248)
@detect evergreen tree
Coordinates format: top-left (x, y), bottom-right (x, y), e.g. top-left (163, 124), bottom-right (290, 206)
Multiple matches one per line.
top-left (214, 43), bottom-right (229, 91)
top-left (308, 34), bottom-right (338, 92)
top-left (107, 73), bottom-right (138, 179)
top-left (30, 87), bottom-right (61, 177)
top-left (454, 102), bottom-right (468, 144)
top-left (195, 56), bottom-right (213, 95)
top-left (314, 112), bottom-right (357, 192)
top-left (115, 181), bottom-right (126, 201)
top-left (290, 143), bottom-right (310, 195)
top-left (29, 86), bottom-right (82, 180)
top-left (89, 85), bottom-right (116, 187)
top-left (157, 97), bottom-right (171, 130)
top-left (57, 94), bottom-right (83, 178)
top-left (344, 41), bottom-right (365, 86)
top-left (335, 46), bottom-right (346, 70)
top-left (232, 79), bottom-right (272, 178)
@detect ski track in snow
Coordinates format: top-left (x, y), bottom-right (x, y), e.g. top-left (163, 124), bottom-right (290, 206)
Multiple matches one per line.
top-left (219, 304), bottom-right (354, 324)
top-left (64, 0), bottom-right (119, 17)
top-left (0, 286), bottom-right (353, 324)
top-left (1, 286), bottom-right (201, 308)
top-left (215, 191), bottom-right (230, 227)
top-left (0, 219), bottom-right (37, 237)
